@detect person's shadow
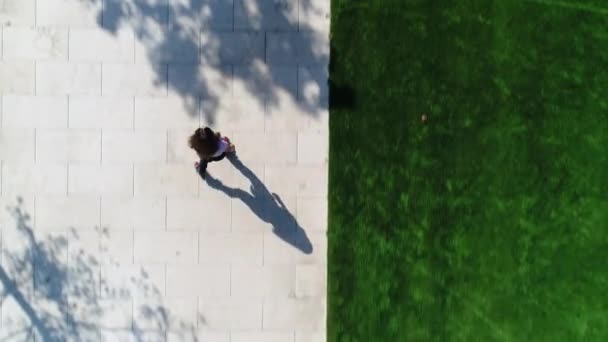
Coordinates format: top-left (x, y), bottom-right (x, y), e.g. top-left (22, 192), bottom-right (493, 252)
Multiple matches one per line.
top-left (203, 155), bottom-right (313, 254)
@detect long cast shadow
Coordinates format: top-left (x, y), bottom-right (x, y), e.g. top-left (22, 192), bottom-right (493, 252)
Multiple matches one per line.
top-left (204, 155), bottom-right (313, 254)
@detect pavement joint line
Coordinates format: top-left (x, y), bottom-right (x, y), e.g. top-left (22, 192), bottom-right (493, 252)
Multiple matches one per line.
top-left (66, 95), bottom-right (70, 128)
top-left (100, 129), bottom-right (104, 163)
top-left (34, 195), bottom-right (37, 230)
top-left (133, 26), bottom-right (136, 62)
top-left (34, 128), bottom-right (37, 162)
top-left (34, 61), bottom-right (37, 95)
top-left (100, 62), bottom-right (103, 96)
top-left (165, 63), bottom-right (169, 95)
top-left (0, 3), bottom-right (328, 335)
top-left (264, 32), bottom-right (267, 64)
top-left (131, 229), bottom-right (135, 264)
top-left (132, 96), bottom-right (136, 130)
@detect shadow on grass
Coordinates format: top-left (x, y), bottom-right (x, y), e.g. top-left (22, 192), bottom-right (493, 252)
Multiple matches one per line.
top-left (328, 79), bottom-right (356, 110)
top-left (328, 45), bottom-right (356, 110)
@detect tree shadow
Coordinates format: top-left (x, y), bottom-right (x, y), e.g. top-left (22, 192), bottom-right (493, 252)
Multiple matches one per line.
top-left (203, 155), bottom-right (313, 254)
top-left (0, 197), bottom-right (198, 341)
top-left (77, 0), bottom-right (329, 124)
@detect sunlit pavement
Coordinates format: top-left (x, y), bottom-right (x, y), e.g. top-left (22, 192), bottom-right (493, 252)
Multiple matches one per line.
top-left (0, 0), bottom-right (328, 340)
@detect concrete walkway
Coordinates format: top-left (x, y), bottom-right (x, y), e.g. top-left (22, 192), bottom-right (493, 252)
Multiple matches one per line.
top-left (0, 0), bottom-right (328, 340)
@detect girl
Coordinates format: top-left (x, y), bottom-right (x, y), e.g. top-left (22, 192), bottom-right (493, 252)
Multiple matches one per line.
top-left (188, 127), bottom-right (235, 178)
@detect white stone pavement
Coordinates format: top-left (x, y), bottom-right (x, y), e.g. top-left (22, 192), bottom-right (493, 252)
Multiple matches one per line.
top-left (0, 0), bottom-right (329, 340)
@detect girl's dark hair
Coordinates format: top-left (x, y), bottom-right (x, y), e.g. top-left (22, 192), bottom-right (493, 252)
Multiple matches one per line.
top-left (189, 127), bottom-right (219, 160)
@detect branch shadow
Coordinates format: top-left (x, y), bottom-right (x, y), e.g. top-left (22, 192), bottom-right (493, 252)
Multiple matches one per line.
top-left (203, 155), bottom-right (313, 254)
top-left (78, 0), bottom-right (329, 124)
top-left (0, 197), bottom-right (199, 342)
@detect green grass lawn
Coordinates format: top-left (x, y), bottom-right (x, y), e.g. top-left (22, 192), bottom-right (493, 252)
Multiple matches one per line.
top-left (327, 1), bottom-right (608, 340)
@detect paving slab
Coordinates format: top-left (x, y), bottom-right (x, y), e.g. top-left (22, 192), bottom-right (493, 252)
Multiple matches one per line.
top-left (0, 61), bottom-right (35, 94)
top-left (0, 0), bottom-right (35, 27)
top-left (0, 0), bottom-right (328, 339)
top-left (234, 0), bottom-right (299, 31)
top-left (2, 27), bottom-right (69, 61)
top-left (2, 95), bottom-right (68, 128)
top-left (169, 0), bottom-right (233, 31)
top-left (35, 128), bottom-right (102, 163)
top-left (68, 96), bottom-right (134, 129)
